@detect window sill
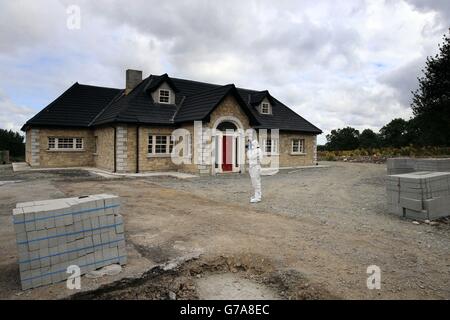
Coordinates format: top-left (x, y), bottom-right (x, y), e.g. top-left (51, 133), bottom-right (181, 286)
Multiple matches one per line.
top-left (47, 149), bottom-right (85, 152)
top-left (263, 153), bottom-right (280, 156)
top-left (147, 153), bottom-right (171, 158)
top-left (290, 152), bottom-right (307, 156)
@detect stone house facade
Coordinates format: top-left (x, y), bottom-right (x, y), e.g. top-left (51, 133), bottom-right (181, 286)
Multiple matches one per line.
top-left (22, 70), bottom-right (321, 175)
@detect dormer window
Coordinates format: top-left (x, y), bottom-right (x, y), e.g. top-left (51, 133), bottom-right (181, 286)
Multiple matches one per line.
top-left (261, 102), bottom-right (271, 114)
top-left (159, 89), bottom-right (170, 104)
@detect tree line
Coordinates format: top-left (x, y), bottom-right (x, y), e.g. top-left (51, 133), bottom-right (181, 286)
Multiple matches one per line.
top-left (0, 129), bottom-right (25, 158)
top-left (322, 29), bottom-right (450, 151)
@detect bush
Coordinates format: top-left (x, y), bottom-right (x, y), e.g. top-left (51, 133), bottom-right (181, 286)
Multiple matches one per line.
top-left (317, 146), bottom-right (450, 162)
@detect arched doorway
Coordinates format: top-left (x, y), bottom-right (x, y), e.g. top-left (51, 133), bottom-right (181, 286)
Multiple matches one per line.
top-left (216, 121), bottom-right (237, 172)
top-left (212, 117), bottom-right (245, 174)
top-left (216, 121), bottom-right (237, 131)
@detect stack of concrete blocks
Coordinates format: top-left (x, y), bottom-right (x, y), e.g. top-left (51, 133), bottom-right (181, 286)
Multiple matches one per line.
top-left (387, 157), bottom-right (450, 175)
top-left (386, 171), bottom-right (450, 220)
top-left (12, 194), bottom-right (126, 290)
top-left (415, 158), bottom-right (450, 172)
top-left (387, 158), bottom-right (416, 175)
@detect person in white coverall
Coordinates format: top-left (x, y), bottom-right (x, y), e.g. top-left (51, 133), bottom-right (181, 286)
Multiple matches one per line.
top-left (247, 139), bottom-right (263, 203)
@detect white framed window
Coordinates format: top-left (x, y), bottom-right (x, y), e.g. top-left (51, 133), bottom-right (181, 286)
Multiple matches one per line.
top-left (75, 138), bottom-right (83, 149)
top-left (155, 135), bottom-right (167, 153)
top-left (263, 138), bottom-right (278, 154)
top-left (159, 89), bottom-right (170, 104)
top-left (261, 102), bottom-right (271, 114)
top-left (48, 137), bottom-right (83, 150)
top-left (292, 139), bottom-right (305, 154)
top-left (148, 135), bottom-right (174, 155)
top-left (48, 137), bottom-right (56, 149)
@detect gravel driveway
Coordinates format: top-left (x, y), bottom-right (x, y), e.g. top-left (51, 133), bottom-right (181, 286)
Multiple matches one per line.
top-left (0, 162), bottom-right (449, 299)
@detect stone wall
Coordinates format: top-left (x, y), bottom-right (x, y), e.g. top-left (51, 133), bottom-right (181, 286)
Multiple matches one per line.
top-left (208, 95), bottom-right (251, 131)
top-left (277, 133), bottom-right (316, 167)
top-left (136, 126), bottom-right (178, 172)
top-left (93, 127), bottom-right (114, 171)
top-left (32, 128), bottom-right (95, 167)
top-left (126, 125), bottom-right (137, 173)
top-left (116, 126), bottom-right (128, 172)
top-left (29, 129), bottom-right (41, 166)
top-left (24, 95), bottom-right (318, 172)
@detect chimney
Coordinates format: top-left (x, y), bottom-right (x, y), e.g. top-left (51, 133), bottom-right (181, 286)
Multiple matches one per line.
top-left (125, 69), bottom-right (142, 94)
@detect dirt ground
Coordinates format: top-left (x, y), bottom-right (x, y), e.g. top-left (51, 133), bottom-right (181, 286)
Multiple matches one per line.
top-left (0, 162), bottom-right (449, 300)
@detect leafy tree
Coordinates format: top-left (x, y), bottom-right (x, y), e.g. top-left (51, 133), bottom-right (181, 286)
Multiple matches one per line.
top-left (0, 128), bottom-right (25, 157)
top-left (325, 127), bottom-right (360, 150)
top-left (359, 129), bottom-right (380, 149)
top-left (403, 118), bottom-right (421, 146)
top-left (411, 29), bottom-right (450, 146)
top-left (317, 144), bottom-right (327, 151)
top-left (379, 118), bottom-right (409, 148)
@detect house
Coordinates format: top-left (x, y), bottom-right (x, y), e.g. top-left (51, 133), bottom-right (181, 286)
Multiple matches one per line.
top-left (21, 70), bottom-right (322, 175)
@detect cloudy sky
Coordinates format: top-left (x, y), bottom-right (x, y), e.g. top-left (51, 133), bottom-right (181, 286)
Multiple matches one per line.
top-left (0, 0), bottom-right (448, 144)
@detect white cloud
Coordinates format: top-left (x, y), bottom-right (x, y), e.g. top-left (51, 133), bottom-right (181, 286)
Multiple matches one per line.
top-left (0, 0), bottom-right (448, 145)
top-left (0, 90), bottom-right (35, 133)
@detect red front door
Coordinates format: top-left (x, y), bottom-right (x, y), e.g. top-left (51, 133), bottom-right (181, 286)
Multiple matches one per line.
top-left (222, 136), bottom-right (233, 171)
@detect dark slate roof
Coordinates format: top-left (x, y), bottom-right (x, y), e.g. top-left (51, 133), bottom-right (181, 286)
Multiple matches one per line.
top-left (174, 84), bottom-right (258, 125)
top-left (23, 74), bottom-right (322, 134)
top-left (143, 73), bottom-right (179, 93)
top-left (248, 90), bottom-right (271, 105)
top-left (236, 87), bottom-right (321, 133)
top-left (21, 83), bottom-right (122, 130)
top-left (93, 76), bottom-right (177, 126)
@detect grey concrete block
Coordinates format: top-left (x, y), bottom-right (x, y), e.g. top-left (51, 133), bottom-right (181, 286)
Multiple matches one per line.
top-left (106, 214), bottom-right (114, 226)
top-left (19, 262), bottom-right (30, 273)
top-left (424, 196), bottom-right (450, 220)
top-left (25, 219), bottom-right (35, 232)
top-left (404, 208), bottom-right (429, 221)
top-left (28, 240), bottom-right (40, 252)
top-left (94, 249), bottom-right (103, 263)
top-left (14, 222), bottom-right (26, 234)
top-left (115, 223), bottom-right (124, 234)
top-left (100, 232), bottom-right (110, 244)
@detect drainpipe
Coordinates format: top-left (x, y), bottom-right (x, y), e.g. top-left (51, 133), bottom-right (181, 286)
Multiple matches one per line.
top-left (136, 125), bottom-right (140, 173)
top-left (113, 126), bottom-right (117, 173)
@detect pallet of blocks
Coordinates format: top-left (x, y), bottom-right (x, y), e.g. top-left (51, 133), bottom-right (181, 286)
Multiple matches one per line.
top-left (386, 171), bottom-right (450, 220)
top-left (12, 194), bottom-right (126, 290)
top-left (414, 158), bottom-right (450, 172)
top-left (386, 158), bottom-right (416, 175)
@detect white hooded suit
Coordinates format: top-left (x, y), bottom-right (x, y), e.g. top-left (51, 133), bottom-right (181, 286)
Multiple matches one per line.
top-left (247, 139), bottom-right (263, 202)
